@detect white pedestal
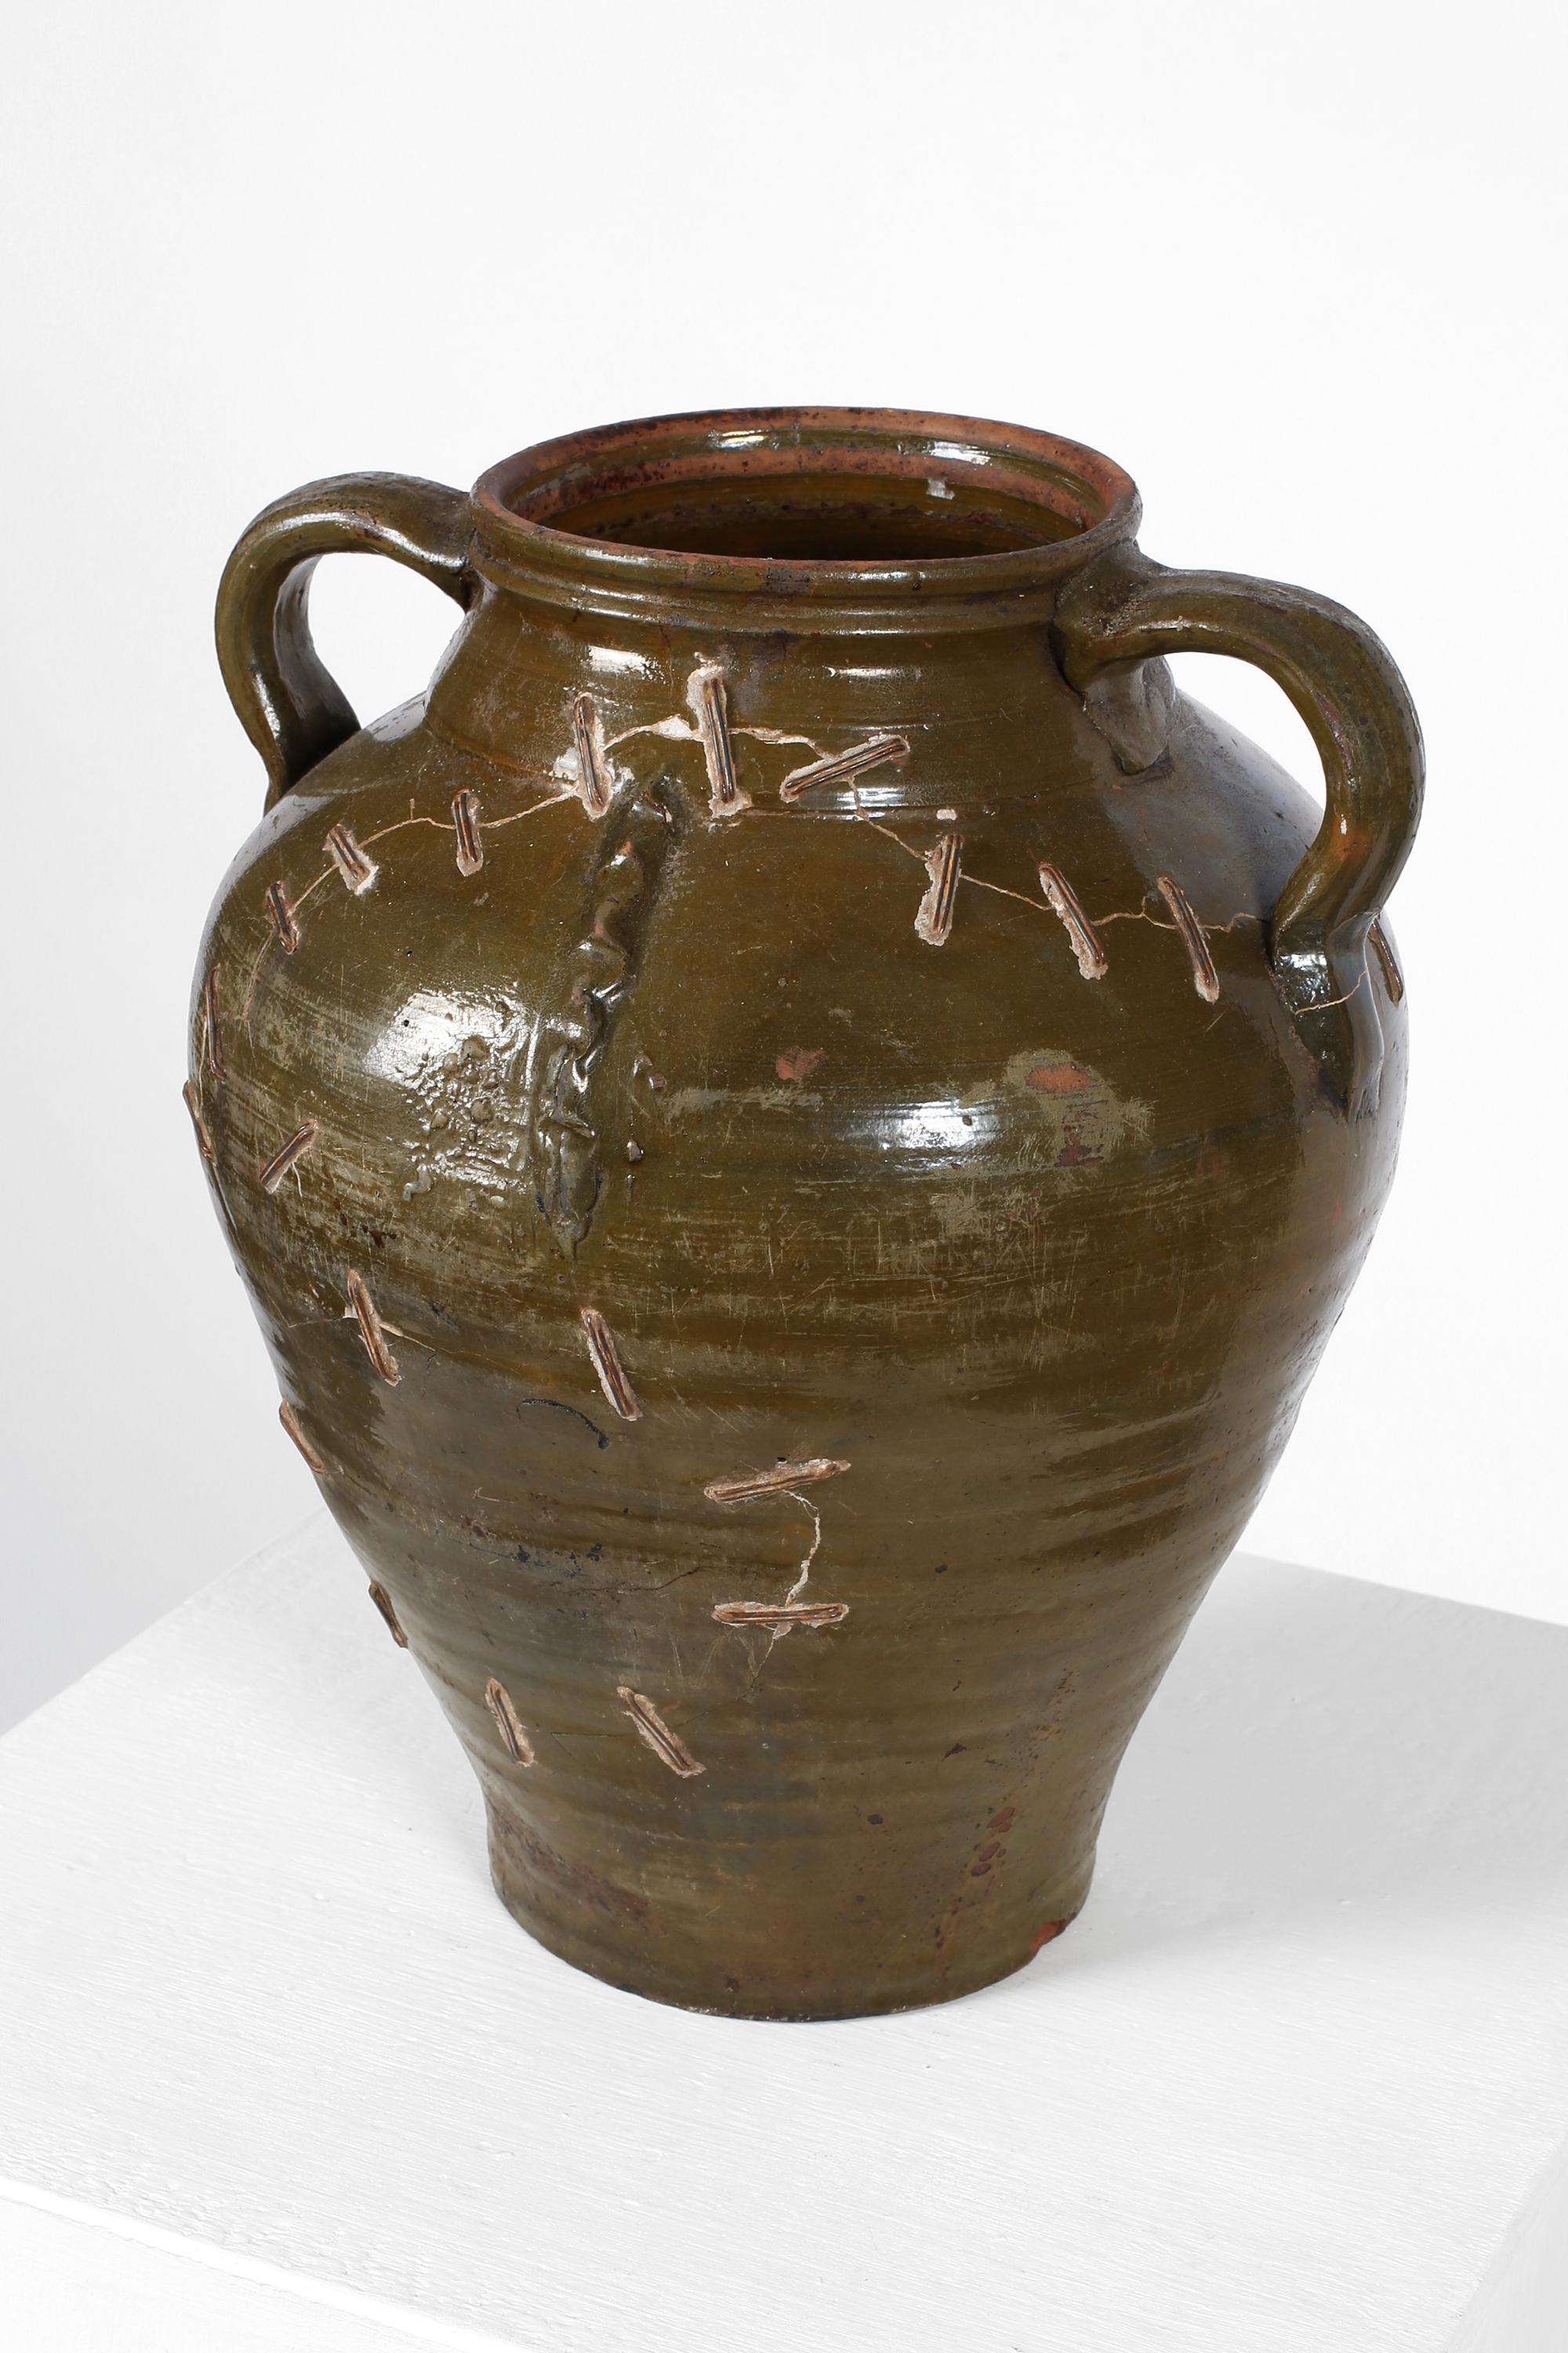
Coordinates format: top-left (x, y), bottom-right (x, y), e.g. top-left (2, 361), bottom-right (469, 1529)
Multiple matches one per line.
top-left (2, 1515), bottom-right (1566, 2352)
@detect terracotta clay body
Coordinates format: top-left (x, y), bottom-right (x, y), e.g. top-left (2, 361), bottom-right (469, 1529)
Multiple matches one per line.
top-left (190, 410), bottom-right (1421, 2019)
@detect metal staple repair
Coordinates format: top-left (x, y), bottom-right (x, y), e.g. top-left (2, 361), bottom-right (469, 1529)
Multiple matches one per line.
top-left (779, 735), bottom-right (911, 803)
top-left (711, 1600), bottom-right (849, 1629)
top-left (704, 1458), bottom-right (850, 1504)
top-left (203, 966), bottom-right (223, 1077)
top-left (278, 1399), bottom-right (325, 1473)
top-left (1037, 862), bottom-right (1109, 979)
top-left (258, 1120), bottom-right (319, 1193)
top-left (452, 788), bottom-right (484, 875)
top-left (182, 1079), bottom-right (216, 1164)
top-left (915, 833), bottom-right (963, 946)
top-left (368, 1582), bottom-right (408, 1647)
top-left (572, 694), bottom-right (613, 818)
top-left (1368, 918), bottom-right (1404, 1004)
top-left (265, 881), bottom-right (300, 952)
top-left (485, 1678), bottom-right (535, 1764)
top-left (346, 1269), bottom-right (401, 1385)
top-left (617, 1686), bottom-right (704, 1777)
top-left (1156, 874), bottom-right (1220, 1002)
top-left (689, 666), bottom-right (749, 818)
top-left (325, 823), bottom-right (378, 894)
top-left (579, 1309), bottom-right (641, 1420)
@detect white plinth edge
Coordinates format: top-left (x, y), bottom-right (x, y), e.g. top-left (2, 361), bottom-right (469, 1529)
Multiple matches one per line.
top-left (2, 1514), bottom-right (1566, 2352)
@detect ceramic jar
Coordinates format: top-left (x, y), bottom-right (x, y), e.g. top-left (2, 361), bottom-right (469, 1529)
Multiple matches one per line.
top-left (189, 409), bottom-right (1421, 2017)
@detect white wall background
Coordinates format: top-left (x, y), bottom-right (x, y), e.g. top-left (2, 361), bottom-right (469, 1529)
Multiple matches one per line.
top-left (2, 0), bottom-right (1563, 1730)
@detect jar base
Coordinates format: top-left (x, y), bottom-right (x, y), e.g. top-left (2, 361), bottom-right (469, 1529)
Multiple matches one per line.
top-left (485, 1800), bottom-right (1084, 2022)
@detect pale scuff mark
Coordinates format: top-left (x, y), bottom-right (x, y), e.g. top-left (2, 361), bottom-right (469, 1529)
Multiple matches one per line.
top-left (617, 1685), bottom-right (705, 1777)
top-left (258, 1119), bottom-right (319, 1194)
top-left (485, 1677), bottom-right (535, 1764)
top-left (368, 1581), bottom-right (408, 1647)
top-left (1156, 875), bottom-right (1220, 1002)
top-left (203, 966), bottom-right (224, 1078)
top-left (265, 881), bottom-right (300, 953)
top-left (1037, 862), bottom-right (1109, 980)
top-left (915, 832), bottom-right (964, 946)
top-left (325, 823), bottom-right (379, 895)
top-left (579, 1307), bottom-right (641, 1421)
top-left (687, 663), bottom-right (750, 818)
top-left (181, 1079), bottom-right (216, 1165)
top-left (712, 1600), bottom-right (849, 1629)
top-left (278, 1398), bottom-right (325, 1474)
top-left (570, 693), bottom-right (614, 818)
top-left (779, 734), bottom-right (912, 804)
top-left (1369, 919), bottom-right (1404, 1004)
top-left (452, 788), bottom-right (484, 875)
top-left (1001, 1047), bottom-right (1151, 1162)
top-left (346, 1269), bottom-right (401, 1385)
top-left (659, 1081), bottom-right (822, 1119)
top-left (705, 1458), bottom-right (851, 1504)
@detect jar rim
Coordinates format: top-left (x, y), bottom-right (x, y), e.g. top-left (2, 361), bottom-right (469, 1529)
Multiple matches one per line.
top-left (470, 406), bottom-right (1141, 633)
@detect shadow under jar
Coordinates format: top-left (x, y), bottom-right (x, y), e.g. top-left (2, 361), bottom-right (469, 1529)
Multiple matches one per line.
top-left (190, 407), bottom-right (1421, 2019)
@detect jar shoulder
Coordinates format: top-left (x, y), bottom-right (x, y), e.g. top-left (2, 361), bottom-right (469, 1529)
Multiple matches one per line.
top-left (186, 688), bottom-right (1406, 1479)
top-left (192, 687), bottom-right (1404, 1229)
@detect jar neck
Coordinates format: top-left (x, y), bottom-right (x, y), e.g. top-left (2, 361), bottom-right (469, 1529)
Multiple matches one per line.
top-left (465, 405), bottom-right (1142, 641)
top-left (425, 579), bottom-right (1134, 822)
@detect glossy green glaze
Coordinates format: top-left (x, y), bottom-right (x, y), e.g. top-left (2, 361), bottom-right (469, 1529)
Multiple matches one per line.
top-left (190, 410), bottom-right (1421, 2019)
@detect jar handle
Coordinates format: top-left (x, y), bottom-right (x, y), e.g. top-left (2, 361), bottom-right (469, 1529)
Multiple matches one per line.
top-left (1054, 545), bottom-right (1424, 1112)
top-left (215, 473), bottom-right (474, 810)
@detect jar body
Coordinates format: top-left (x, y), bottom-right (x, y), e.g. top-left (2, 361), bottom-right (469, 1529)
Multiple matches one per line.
top-left (191, 569), bottom-right (1404, 2018)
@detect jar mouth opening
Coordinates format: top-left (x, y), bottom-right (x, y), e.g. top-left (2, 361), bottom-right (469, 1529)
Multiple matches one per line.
top-left (471, 408), bottom-right (1139, 625)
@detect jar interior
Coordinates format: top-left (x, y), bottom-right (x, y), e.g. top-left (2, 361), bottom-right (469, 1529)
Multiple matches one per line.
top-left (486, 413), bottom-right (1129, 572)
top-left (549, 470), bottom-right (1086, 562)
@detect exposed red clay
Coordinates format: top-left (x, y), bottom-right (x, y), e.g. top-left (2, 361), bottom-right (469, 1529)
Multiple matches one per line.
top-left (1056, 1125), bottom-right (1102, 1167)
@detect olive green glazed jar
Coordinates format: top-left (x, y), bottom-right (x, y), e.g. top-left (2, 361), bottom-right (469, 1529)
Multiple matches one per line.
top-left (188, 409), bottom-right (1421, 2020)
